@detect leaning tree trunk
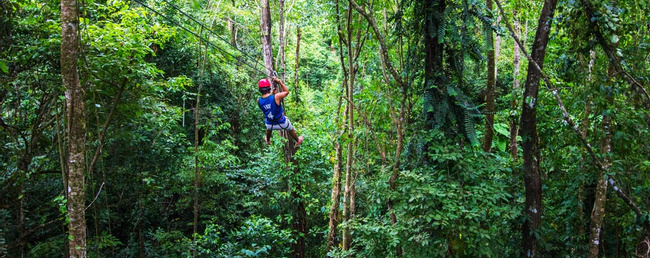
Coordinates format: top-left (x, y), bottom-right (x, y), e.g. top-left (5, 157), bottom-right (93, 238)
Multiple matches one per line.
top-left (509, 10), bottom-right (521, 159)
top-left (519, 0), bottom-right (558, 256)
top-left (61, 0), bottom-right (86, 256)
top-left (483, 0), bottom-right (496, 152)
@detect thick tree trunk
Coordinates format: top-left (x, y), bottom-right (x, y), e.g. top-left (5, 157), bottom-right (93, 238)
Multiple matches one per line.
top-left (61, 0), bottom-right (87, 256)
top-left (483, 0), bottom-right (496, 152)
top-left (519, 0), bottom-right (558, 256)
top-left (423, 0), bottom-right (445, 128)
top-left (509, 11), bottom-right (520, 158)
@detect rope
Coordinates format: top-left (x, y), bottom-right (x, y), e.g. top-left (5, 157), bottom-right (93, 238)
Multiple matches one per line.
top-left (131, 0), bottom-right (292, 131)
top-left (156, 0), bottom-right (264, 67)
top-left (130, 0), bottom-right (268, 76)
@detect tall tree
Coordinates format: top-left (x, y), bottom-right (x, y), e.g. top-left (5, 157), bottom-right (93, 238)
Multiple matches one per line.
top-left (61, 0), bottom-right (86, 256)
top-left (278, 0), bottom-right (286, 78)
top-left (347, 0), bottom-right (412, 254)
top-left (326, 90), bottom-right (345, 252)
top-left (517, 0), bottom-right (558, 256)
top-left (483, 0), bottom-right (496, 152)
top-left (509, 10), bottom-right (521, 158)
top-left (294, 27), bottom-right (301, 104)
top-left (340, 2), bottom-right (359, 250)
top-left (260, 1), bottom-right (306, 256)
top-left (260, 0), bottom-right (274, 81)
top-left (587, 63), bottom-right (614, 258)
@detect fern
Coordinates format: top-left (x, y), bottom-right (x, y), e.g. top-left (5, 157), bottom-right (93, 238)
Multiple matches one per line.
top-left (463, 108), bottom-right (480, 147)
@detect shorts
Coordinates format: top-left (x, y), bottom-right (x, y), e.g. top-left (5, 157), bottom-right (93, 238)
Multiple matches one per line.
top-left (265, 117), bottom-right (294, 131)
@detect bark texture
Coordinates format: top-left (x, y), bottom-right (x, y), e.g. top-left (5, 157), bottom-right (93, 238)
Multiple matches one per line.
top-left (519, 0), bottom-right (558, 256)
top-left (61, 0), bottom-right (87, 256)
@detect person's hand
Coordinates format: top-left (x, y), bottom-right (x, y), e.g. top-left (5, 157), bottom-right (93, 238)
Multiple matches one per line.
top-left (271, 76), bottom-right (281, 83)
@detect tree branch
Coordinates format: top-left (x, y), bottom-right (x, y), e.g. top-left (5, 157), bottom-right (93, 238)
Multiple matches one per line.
top-left (580, 0), bottom-right (650, 107)
top-left (88, 78), bottom-right (128, 176)
top-left (347, 0), bottom-right (405, 88)
top-left (495, 0), bottom-right (650, 235)
top-left (344, 96), bottom-right (386, 164)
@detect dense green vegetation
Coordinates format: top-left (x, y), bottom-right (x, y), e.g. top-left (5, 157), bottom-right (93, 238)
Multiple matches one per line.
top-left (1, 0), bottom-right (649, 257)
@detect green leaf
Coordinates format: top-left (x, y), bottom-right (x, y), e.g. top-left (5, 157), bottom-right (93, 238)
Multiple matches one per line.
top-left (610, 35), bottom-right (619, 44)
top-left (447, 86), bottom-right (458, 96)
top-left (497, 140), bottom-right (506, 152)
top-left (0, 61), bottom-right (7, 74)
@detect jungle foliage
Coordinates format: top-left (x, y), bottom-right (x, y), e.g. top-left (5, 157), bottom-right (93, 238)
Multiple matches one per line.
top-left (0, 0), bottom-right (649, 257)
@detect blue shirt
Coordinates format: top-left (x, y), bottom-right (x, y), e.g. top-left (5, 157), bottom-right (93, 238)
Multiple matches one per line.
top-left (258, 95), bottom-right (286, 124)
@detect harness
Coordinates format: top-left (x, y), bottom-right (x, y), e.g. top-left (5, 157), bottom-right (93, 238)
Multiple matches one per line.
top-left (268, 114), bottom-right (291, 130)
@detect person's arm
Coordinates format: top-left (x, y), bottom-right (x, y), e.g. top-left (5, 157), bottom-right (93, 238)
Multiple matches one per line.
top-left (272, 77), bottom-right (289, 103)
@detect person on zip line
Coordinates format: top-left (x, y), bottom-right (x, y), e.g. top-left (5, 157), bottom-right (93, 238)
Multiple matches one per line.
top-left (257, 76), bottom-right (304, 147)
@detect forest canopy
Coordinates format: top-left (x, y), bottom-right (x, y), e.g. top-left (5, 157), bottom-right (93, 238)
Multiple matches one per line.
top-left (1, 0), bottom-right (649, 257)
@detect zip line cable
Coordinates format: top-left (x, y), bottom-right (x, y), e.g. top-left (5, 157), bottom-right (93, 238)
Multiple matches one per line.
top-left (130, 0), bottom-right (268, 76)
top-left (156, 0), bottom-right (265, 68)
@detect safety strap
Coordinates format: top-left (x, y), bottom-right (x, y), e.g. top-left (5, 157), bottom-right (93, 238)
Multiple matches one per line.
top-left (268, 115), bottom-right (290, 130)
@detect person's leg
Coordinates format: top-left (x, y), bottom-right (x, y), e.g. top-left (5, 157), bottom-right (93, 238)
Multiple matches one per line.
top-left (288, 129), bottom-right (303, 147)
top-left (265, 129), bottom-right (272, 145)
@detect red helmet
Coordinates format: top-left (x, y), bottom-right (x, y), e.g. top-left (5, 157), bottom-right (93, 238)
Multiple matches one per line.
top-left (258, 79), bottom-right (271, 88)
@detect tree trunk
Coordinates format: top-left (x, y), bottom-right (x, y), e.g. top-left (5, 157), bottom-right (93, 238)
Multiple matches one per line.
top-left (192, 85), bottom-right (201, 258)
top-left (509, 11), bottom-right (520, 158)
top-left (342, 6), bottom-right (356, 248)
top-left (294, 27), bottom-right (301, 104)
top-left (483, 0), bottom-right (496, 153)
top-left (423, 0), bottom-right (445, 128)
top-left (326, 132), bottom-right (343, 252)
top-left (578, 50), bottom-right (596, 238)
top-left (260, 2), bottom-right (306, 256)
top-left (519, 0), bottom-right (558, 256)
top-left (326, 88), bottom-right (345, 252)
top-left (61, 0), bottom-right (87, 256)
top-left (588, 62), bottom-right (615, 258)
top-left (278, 0), bottom-right (286, 78)
top-left (260, 0), bottom-right (275, 80)
top-left (347, 1), bottom-right (410, 255)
